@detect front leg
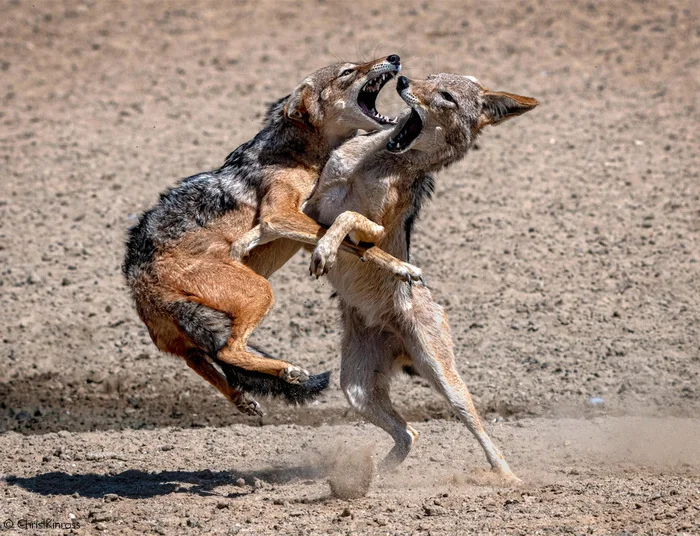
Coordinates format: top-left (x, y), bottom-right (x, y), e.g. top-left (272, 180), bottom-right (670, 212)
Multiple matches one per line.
top-left (230, 224), bottom-right (266, 260)
top-left (236, 208), bottom-right (424, 284)
top-left (310, 211), bottom-right (385, 278)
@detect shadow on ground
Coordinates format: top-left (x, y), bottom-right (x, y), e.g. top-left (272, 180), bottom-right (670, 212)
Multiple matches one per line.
top-left (0, 373), bottom-right (460, 435)
top-left (5, 465), bottom-right (327, 499)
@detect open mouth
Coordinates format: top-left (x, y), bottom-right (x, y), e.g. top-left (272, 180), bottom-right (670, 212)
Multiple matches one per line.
top-left (358, 71), bottom-right (398, 125)
top-left (387, 107), bottom-right (423, 153)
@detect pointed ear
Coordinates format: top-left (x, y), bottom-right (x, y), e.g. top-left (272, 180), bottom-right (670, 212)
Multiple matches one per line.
top-left (284, 84), bottom-right (320, 132)
top-left (479, 91), bottom-right (539, 127)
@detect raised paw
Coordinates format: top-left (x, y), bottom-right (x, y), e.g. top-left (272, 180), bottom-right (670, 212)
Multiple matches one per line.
top-left (281, 365), bottom-right (310, 384)
top-left (393, 262), bottom-right (425, 285)
top-left (309, 243), bottom-right (337, 279)
top-left (234, 394), bottom-right (264, 417)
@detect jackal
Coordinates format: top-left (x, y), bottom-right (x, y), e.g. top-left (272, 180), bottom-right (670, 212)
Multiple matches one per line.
top-left (253, 73), bottom-right (538, 480)
top-left (123, 56), bottom-right (405, 416)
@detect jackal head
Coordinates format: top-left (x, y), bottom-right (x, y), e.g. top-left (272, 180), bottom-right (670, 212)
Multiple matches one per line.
top-left (284, 55), bottom-right (402, 143)
top-left (387, 74), bottom-right (539, 166)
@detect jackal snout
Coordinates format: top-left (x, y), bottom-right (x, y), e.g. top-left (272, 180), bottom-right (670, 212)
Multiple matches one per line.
top-left (387, 73), bottom-right (539, 155)
top-left (284, 55), bottom-right (403, 136)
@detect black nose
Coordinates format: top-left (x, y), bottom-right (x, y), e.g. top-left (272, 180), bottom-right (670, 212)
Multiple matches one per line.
top-left (386, 54), bottom-right (400, 66)
top-left (396, 76), bottom-right (409, 92)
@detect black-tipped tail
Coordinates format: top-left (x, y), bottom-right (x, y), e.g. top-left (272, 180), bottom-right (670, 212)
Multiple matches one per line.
top-left (217, 363), bottom-right (331, 404)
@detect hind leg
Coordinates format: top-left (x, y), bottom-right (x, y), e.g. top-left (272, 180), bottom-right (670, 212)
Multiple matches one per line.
top-left (160, 254), bottom-right (330, 403)
top-left (401, 287), bottom-right (519, 481)
top-left (339, 306), bottom-right (418, 470)
top-left (138, 304), bottom-right (264, 416)
top-left (171, 256), bottom-right (310, 382)
top-left (185, 350), bottom-right (263, 417)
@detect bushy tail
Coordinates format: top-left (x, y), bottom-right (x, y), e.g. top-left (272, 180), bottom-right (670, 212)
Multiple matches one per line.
top-left (218, 359), bottom-right (331, 404)
top-left (172, 300), bottom-right (331, 403)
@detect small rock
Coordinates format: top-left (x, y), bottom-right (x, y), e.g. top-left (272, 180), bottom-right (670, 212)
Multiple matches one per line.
top-left (160, 444), bottom-right (174, 452)
top-left (86, 371), bottom-right (107, 384)
top-left (423, 505), bottom-right (446, 516)
top-left (57, 430), bottom-right (71, 438)
top-left (340, 508), bottom-right (351, 517)
top-left (235, 477), bottom-right (246, 487)
top-left (103, 493), bottom-right (118, 502)
top-left (216, 502), bottom-right (229, 510)
top-left (86, 451), bottom-right (118, 461)
top-left (186, 518), bottom-right (198, 528)
top-left (588, 397), bottom-right (605, 406)
top-left (88, 511), bottom-right (111, 523)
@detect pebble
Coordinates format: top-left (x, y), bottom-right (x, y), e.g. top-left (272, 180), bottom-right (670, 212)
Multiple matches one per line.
top-left (86, 451), bottom-right (118, 461)
top-left (235, 477), bottom-right (246, 487)
top-left (423, 505), bottom-right (446, 516)
top-left (88, 511), bottom-right (111, 523)
top-left (482, 498), bottom-right (497, 508)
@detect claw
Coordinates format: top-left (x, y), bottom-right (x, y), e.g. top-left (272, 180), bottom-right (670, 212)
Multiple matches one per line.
top-left (419, 275), bottom-right (428, 287)
top-left (234, 394), bottom-right (264, 417)
top-left (281, 365), bottom-right (310, 384)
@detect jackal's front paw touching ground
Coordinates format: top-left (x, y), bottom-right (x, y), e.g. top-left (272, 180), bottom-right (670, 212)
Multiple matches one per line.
top-left (280, 365), bottom-right (310, 384)
top-left (309, 242), bottom-right (338, 279)
top-left (234, 394), bottom-right (264, 417)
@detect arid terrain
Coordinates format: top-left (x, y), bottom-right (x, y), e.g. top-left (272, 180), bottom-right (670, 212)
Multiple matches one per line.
top-left (1, 0), bottom-right (699, 534)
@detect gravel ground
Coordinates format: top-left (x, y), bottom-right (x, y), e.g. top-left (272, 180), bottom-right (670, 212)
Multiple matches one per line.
top-left (1, 0), bottom-right (699, 533)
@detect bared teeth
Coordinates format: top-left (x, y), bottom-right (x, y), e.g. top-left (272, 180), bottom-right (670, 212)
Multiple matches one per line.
top-left (362, 71), bottom-right (394, 93)
top-left (359, 70), bottom-right (398, 124)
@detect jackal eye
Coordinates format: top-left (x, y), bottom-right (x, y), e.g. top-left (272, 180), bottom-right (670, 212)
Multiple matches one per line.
top-left (339, 68), bottom-right (355, 77)
top-left (440, 91), bottom-right (457, 105)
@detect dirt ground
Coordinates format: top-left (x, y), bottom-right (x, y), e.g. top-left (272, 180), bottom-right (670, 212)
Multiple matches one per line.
top-left (1, 0), bottom-right (699, 534)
